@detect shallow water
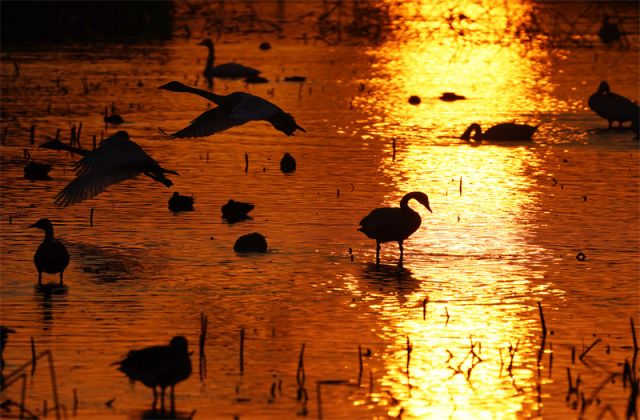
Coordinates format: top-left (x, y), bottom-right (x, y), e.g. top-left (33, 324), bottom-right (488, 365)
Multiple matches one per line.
top-left (1, 1), bottom-right (639, 419)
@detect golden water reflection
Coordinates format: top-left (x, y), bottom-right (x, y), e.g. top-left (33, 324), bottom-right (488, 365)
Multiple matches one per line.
top-left (348, 0), bottom-right (558, 417)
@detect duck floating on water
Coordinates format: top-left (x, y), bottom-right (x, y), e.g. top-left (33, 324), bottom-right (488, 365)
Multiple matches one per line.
top-left (280, 152), bottom-right (296, 173)
top-left (234, 232), bottom-right (268, 253)
top-left (29, 218), bottom-right (70, 285)
top-left (104, 105), bottom-right (124, 125)
top-left (588, 81), bottom-right (639, 128)
top-left (461, 123), bottom-right (537, 142)
top-left (168, 192), bottom-right (194, 212)
top-left (221, 199), bottom-right (254, 223)
top-left (199, 39), bottom-right (261, 84)
top-left (358, 192), bottom-right (432, 268)
top-left (53, 131), bottom-right (178, 207)
top-left (23, 150), bottom-right (52, 180)
top-left (114, 336), bottom-right (192, 415)
top-left (159, 81), bottom-right (305, 137)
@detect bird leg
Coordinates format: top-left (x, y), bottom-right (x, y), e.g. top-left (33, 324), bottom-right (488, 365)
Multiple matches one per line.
top-left (170, 384), bottom-right (175, 416)
top-left (59, 271), bottom-right (64, 286)
top-left (160, 386), bottom-right (166, 414)
top-left (375, 241), bottom-right (381, 269)
top-left (38, 271), bottom-right (42, 286)
top-left (152, 387), bottom-right (157, 412)
top-left (398, 241), bottom-right (404, 269)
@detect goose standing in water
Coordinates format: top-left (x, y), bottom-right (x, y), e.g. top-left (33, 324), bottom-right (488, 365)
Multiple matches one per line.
top-left (159, 81), bottom-right (305, 137)
top-left (358, 192), bottom-right (432, 268)
top-left (114, 336), bottom-right (192, 415)
top-left (588, 81), bottom-right (639, 128)
top-left (52, 131), bottom-right (178, 206)
top-left (199, 39), bottom-right (261, 87)
top-left (29, 218), bottom-right (70, 285)
top-left (461, 123), bottom-right (537, 142)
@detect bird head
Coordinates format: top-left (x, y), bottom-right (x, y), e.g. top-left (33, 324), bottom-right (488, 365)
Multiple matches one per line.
top-left (114, 131), bottom-right (129, 140)
top-left (158, 81), bottom-right (189, 93)
top-left (198, 39), bottom-right (213, 47)
top-left (597, 81), bottom-right (610, 94)
top-left (412, 192), bottom-right (433, 213)
top-left (29, 218), bottom-right (53, 231)
top-left (169, 336), bottom-right (189, 353)
top-left (460, 123), bottom-right (481, 141)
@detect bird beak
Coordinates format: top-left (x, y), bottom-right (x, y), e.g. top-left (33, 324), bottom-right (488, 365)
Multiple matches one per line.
top-left (197, 40), bottom-right (206, 46)
top-left (296, 124), bottom-right (306, 133)
top-left (28, 223), bottom-right (37, 228)
top-left (426, 204), bottom-right (433, 213)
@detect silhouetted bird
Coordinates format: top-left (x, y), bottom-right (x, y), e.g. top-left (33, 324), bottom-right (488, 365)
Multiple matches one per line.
top-left (53, 131), bottom-right (178, 206)
top-left (29, 218), bottom-right (70, 285)
top-left (259, 42), bottom-right (271, 51)
top-left (24, 161), bottom-right (52, 180)
top-left (234, 232), bottom-right (268, 253)
top-left (104, 105), bottom-right (124, 125)
top-left (40, 138), bottom-right (89, 156)
top-left (245, 75), bottom-right (269, 84)
top-left (199, 39), bottom-right (261, 80)
top-left (280, 152), bottom-right (296, 173)
top-left (284, 76), bottom-right (306, 82)
top-left (460, 123), bottom-right (537, 142)
top-left (588, 81), bottom-right (639, 128)
top-left (114, 336), bottom-right (192, 415)
top-left (221, 199), bottom-right (254, 223)
top-left (1, 326), bottom-right (16, 372)
top-left (358, 192), bottom-right (432, 268)
top-left (440, 92), bottom-right (466, 101)
top-left (168, 192), bottom-right (194, 212)
top-left (159, 81), bottom-right (305, 137)
top-left (598, 15), bottom-right (621, 46)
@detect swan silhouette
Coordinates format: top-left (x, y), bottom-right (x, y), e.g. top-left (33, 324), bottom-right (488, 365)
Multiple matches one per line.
top-left (29, 218), bottom-right (70, 285)
top-left (221, 199), bottom-right (254, 223)
top-left (358, 192), bottom-right (432, 268)
top-left (461, 123), bottom-right (537, 142)
top-left (168, 192), bottom-right (194, 212)
top-left (52, 131), bottom-right (178, 206)
top-left (588, 81), bottom-right (639, 128)
top-left (199, 39), bottom-right (262, 81)
top-left (114, 336), bottom-right (192, 415)
top-left (159, 81), bottom-right (305, 137)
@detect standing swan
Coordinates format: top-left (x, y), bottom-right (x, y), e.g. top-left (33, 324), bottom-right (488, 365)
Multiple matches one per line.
top-left (159, 81), bottom-right (305, 137)
top-left (358, 192), bottom-right (432, 268)
top-left (461, 123), bottom-right (537, 142)
top-left (199, 39), bottom-right (261, 87)
top-left (588, 81), bottom-right (639, 128)
top-left (114, 336), bottom-right (192, 415)
top-left (29, 218), bottom-right (70, 285)
top-left (52, 131), bottom-right (178, 206)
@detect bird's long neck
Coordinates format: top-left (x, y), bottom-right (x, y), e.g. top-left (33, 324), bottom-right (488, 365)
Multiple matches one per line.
top-left (181, 84), bottom-right (224, 104)
top-left (205, 43), bottom-right (215, 69)
top-left (598, 82), bottom-right (610, 95)
top-left (43, 226), bottom-right (54, 242)
top-left (400, 193), bottom-right (420, 211)
top-left (461, 123), bottom-right (482, 141)
top-left (43, 139), bottom-right (90, 157)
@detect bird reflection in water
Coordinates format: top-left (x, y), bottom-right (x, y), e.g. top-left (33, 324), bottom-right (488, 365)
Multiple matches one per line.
top-left (34, 283), bottom-right (69, 323)
top-left (361, 263), bottom-right (421, 303)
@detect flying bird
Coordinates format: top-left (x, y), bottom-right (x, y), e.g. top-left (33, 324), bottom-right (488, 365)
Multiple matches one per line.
top-left (199, 38), bottom-right (262, 80)
top-left (460, 123), bottom-right (537, 142)
top-left (114, 336), bottom-right (192, 415)
top-left (158, 81), bottom-right (305, 137)
top-left (29, 218), bottom-right (70, 285)
top-left (588, 81), bottom-right (639, 128)
top-left (358, 192), bottom-right (432, 268)
top-left (52, 131), bottom-right (178, 206)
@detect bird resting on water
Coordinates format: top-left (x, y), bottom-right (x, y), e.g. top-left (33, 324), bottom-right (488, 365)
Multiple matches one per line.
top-left (51, 131), bottom-right (177, 206)
top-left (460, 123), bottom-right (537, 142)
top-left (158, 81), bottom-right (305, 137)
top-left (114, 336), bottom-right (192, 415)
top-left (358, 192), bottom-right (432, 268)
top-left (29, 218), bottom-right (70, 285)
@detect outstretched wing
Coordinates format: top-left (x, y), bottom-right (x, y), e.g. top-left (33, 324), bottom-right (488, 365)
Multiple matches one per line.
top-left (54, 134), bottom-right (157, 206)
top-left (229, 94), bottom-right (282, 123)
top-left (163, 107), bottom-right (244, 138)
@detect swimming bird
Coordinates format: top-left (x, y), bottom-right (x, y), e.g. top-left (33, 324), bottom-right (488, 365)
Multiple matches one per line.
top-left (598, 15), bottom-right (622, 46)
top-left (588, 81), bottom-right (639, 128)
top-left (1, 326), bottom-right (16, 372)
top-left (53, 131), bottom-right (178, 207)
top-left (104, 105), bottom-right (124, 125)
top-left (358, 192), bottom-right (432, 268)
top-left (199, 38), bottom-right (262, 80)
top-left (234, 232), bottom-right (268, 253)
top-left (221, 199), bottom-right (254, 223)
top-left (159, 81), bottom-right (305, 137)
top-left (29, 218), bottom-right (70, 285)
top-left (280, 152), bottom-right (296, 173)
top-left (168, 192), bottom-right (194, 212)
top-left (114, 336), bottom-right (192, 415)
top-left (460, 123), bottom-right (537, 142)
top-left (440, 92), bottom-right (466, 101)
top-left (24, 161), bottom-right (52, 180)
